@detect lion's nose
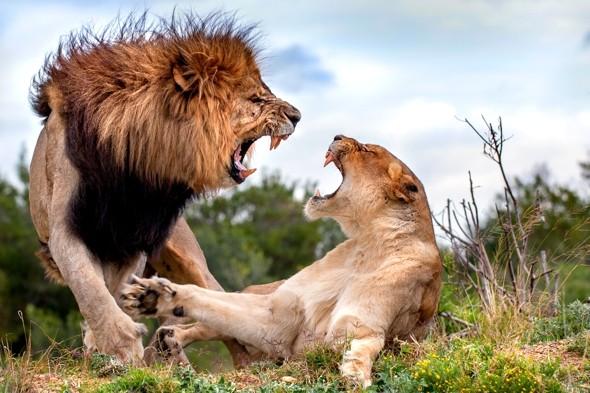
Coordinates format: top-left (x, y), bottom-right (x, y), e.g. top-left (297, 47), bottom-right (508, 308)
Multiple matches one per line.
top-left (286, 107), bottom-right (301, 127)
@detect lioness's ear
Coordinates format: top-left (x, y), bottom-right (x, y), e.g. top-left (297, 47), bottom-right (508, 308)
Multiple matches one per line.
top-left (387, 162), bottom-right (418, 203)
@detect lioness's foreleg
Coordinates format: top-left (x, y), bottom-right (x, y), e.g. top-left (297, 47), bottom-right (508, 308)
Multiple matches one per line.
top-left (328, 315), bottom-right (385, 388)
top-left (122, 276), bottom-right (304, 357)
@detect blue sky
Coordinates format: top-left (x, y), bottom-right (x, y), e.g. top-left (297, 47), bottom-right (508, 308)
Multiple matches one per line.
top-left (1, 0), bottom-right (589, 227)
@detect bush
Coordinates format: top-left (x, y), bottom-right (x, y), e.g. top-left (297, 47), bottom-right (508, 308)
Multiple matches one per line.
top-left (530, 301), bottom-right (590, 343)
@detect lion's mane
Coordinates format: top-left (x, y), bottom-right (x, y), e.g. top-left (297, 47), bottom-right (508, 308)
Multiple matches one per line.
top-left (30, 12), bottom-right (262, 263)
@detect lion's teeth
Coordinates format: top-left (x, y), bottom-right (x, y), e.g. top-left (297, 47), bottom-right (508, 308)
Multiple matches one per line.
top-left (240, 168), bottom-right (257, 179)
top-left (270, 136), bottom-right (282, 150)
top-left (315, 189), bottom-right (321, 197)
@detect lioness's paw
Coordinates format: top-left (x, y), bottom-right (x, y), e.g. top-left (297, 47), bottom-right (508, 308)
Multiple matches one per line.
top-left (340, 351), bottom-right (372, 388)
top-left (121, 276), bottom-right (182, 318)
top-left (156, 327), bottom-right (184, 358)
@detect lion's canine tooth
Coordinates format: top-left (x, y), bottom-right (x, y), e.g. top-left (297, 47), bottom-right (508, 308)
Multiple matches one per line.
top-left (270, 136), bottom-right (282, 150)
top-left (315, 189), bottom-right (321, 197)
top-left (240, 168), bottom-right (257, 179)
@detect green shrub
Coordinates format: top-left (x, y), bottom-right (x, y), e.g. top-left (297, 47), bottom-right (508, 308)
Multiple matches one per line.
top-left (369, 338), bottom-right (565, 393)
top-left (530, 301), bottom-right (590, 343)
top-left (97, 368), bottom-right (179, 393)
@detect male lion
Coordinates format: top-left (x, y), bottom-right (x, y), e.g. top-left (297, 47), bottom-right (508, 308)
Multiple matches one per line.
top-left (122, 135), bottom-right (442, 387)
top-left (28, 11), bottom-right (300, 364)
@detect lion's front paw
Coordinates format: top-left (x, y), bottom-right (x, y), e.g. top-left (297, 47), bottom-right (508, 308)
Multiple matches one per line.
top-left (92, 315), bottom-right (147, 366)
top-left (121, 275), bottom-right (184, 319)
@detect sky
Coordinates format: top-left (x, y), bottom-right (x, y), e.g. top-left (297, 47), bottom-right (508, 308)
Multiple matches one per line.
top-left (1, 0), bottom-right (589, 233)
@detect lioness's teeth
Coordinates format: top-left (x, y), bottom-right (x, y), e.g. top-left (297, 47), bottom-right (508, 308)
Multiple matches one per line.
top-left (315, 189), bottom-right (321, 197)
top-left (240, 168), bottom-right (257, 179)
top-left (324, 151), bottom-right (335, 167)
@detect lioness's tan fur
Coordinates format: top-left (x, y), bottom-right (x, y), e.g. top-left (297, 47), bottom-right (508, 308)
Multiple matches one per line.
top-left (29, 11), bottom-right (300, 364)
top-left (123, 135), bottom-right (442, 386)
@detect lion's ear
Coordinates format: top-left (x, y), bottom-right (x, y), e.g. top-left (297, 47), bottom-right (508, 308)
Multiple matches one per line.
top-left (173, 65), bottom-right (197, 93)
top-left (173, 52), bottom-right (227, 94)
top-left (387, 162), bottom-right (418, 203)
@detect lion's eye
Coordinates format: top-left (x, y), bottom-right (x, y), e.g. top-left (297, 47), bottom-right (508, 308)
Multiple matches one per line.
top-left (250, 96), bottom-right (264, 104)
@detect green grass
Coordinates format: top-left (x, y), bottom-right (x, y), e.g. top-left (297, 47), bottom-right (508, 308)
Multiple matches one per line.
top-left (558, 263), bottom-right (590, 304)
top-left (2, 299), bottom-right (589, 392)
top-left (530, 301), bottom-right (590, 343)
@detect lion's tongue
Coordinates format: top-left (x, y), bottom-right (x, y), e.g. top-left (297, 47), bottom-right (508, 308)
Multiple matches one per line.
top-left (236, 160), bottom-right (256, 180)
top-left (234, 149), bottom-right (257, 180)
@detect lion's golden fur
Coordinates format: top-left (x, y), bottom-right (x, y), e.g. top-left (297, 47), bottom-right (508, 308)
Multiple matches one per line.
top-left (32, 13), bottom-right (267, 192)
top-left (122, 135), bottom-right (443, 387)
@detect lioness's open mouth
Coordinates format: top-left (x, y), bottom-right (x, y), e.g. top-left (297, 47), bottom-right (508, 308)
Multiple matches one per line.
top-left (229, 135), bottom-right (290, 183)
top-left (313, 148), bottom-right (344, 201)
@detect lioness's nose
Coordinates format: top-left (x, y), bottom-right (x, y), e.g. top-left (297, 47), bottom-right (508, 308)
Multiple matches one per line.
top-left (286, 107), bottom-right (301, 127)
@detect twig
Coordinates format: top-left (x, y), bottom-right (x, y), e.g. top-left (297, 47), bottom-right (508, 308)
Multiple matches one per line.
top-left (438, 312), bottom-right (474, 328)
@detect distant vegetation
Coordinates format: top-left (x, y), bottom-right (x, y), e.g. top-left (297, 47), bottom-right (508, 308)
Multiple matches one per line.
top-left (0, 118), bottom-right (588, 391)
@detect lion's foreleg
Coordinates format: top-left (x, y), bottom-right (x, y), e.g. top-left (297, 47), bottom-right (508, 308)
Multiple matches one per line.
top-left (48, 225), bottom-right (146, 364)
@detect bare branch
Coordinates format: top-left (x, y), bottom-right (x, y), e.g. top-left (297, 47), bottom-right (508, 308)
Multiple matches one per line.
top-left (438, 311), bottom-right (474, 328)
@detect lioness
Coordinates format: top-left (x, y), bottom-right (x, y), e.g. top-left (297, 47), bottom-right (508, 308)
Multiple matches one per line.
top-left (122, 135), bottom-right (442, 387)
top-left (29, 12), bottom-right (300, 364)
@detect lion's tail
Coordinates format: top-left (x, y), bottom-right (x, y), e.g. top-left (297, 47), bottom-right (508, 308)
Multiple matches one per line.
top-left (35, 242), bottom-right (66, 285)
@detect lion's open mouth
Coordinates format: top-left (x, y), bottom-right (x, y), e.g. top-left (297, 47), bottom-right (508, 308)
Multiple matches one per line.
top-left (312, 149), bottom-right (344, 201)
top-left (229, 135), bottom-right (290, 183)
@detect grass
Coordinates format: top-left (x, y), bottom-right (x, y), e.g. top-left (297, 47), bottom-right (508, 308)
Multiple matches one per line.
top-left (1, 300), bottom-right (589, 392)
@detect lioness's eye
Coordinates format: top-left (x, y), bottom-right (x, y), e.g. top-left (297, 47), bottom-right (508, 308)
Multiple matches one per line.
top-left (250, 96), bottom-right (264, 104)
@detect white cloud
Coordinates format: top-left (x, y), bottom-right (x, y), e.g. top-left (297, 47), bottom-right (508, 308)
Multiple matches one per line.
top-left (1, 0), bottom-right (589, 216)
top-left (382, 99), bottom-right (458, 137)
